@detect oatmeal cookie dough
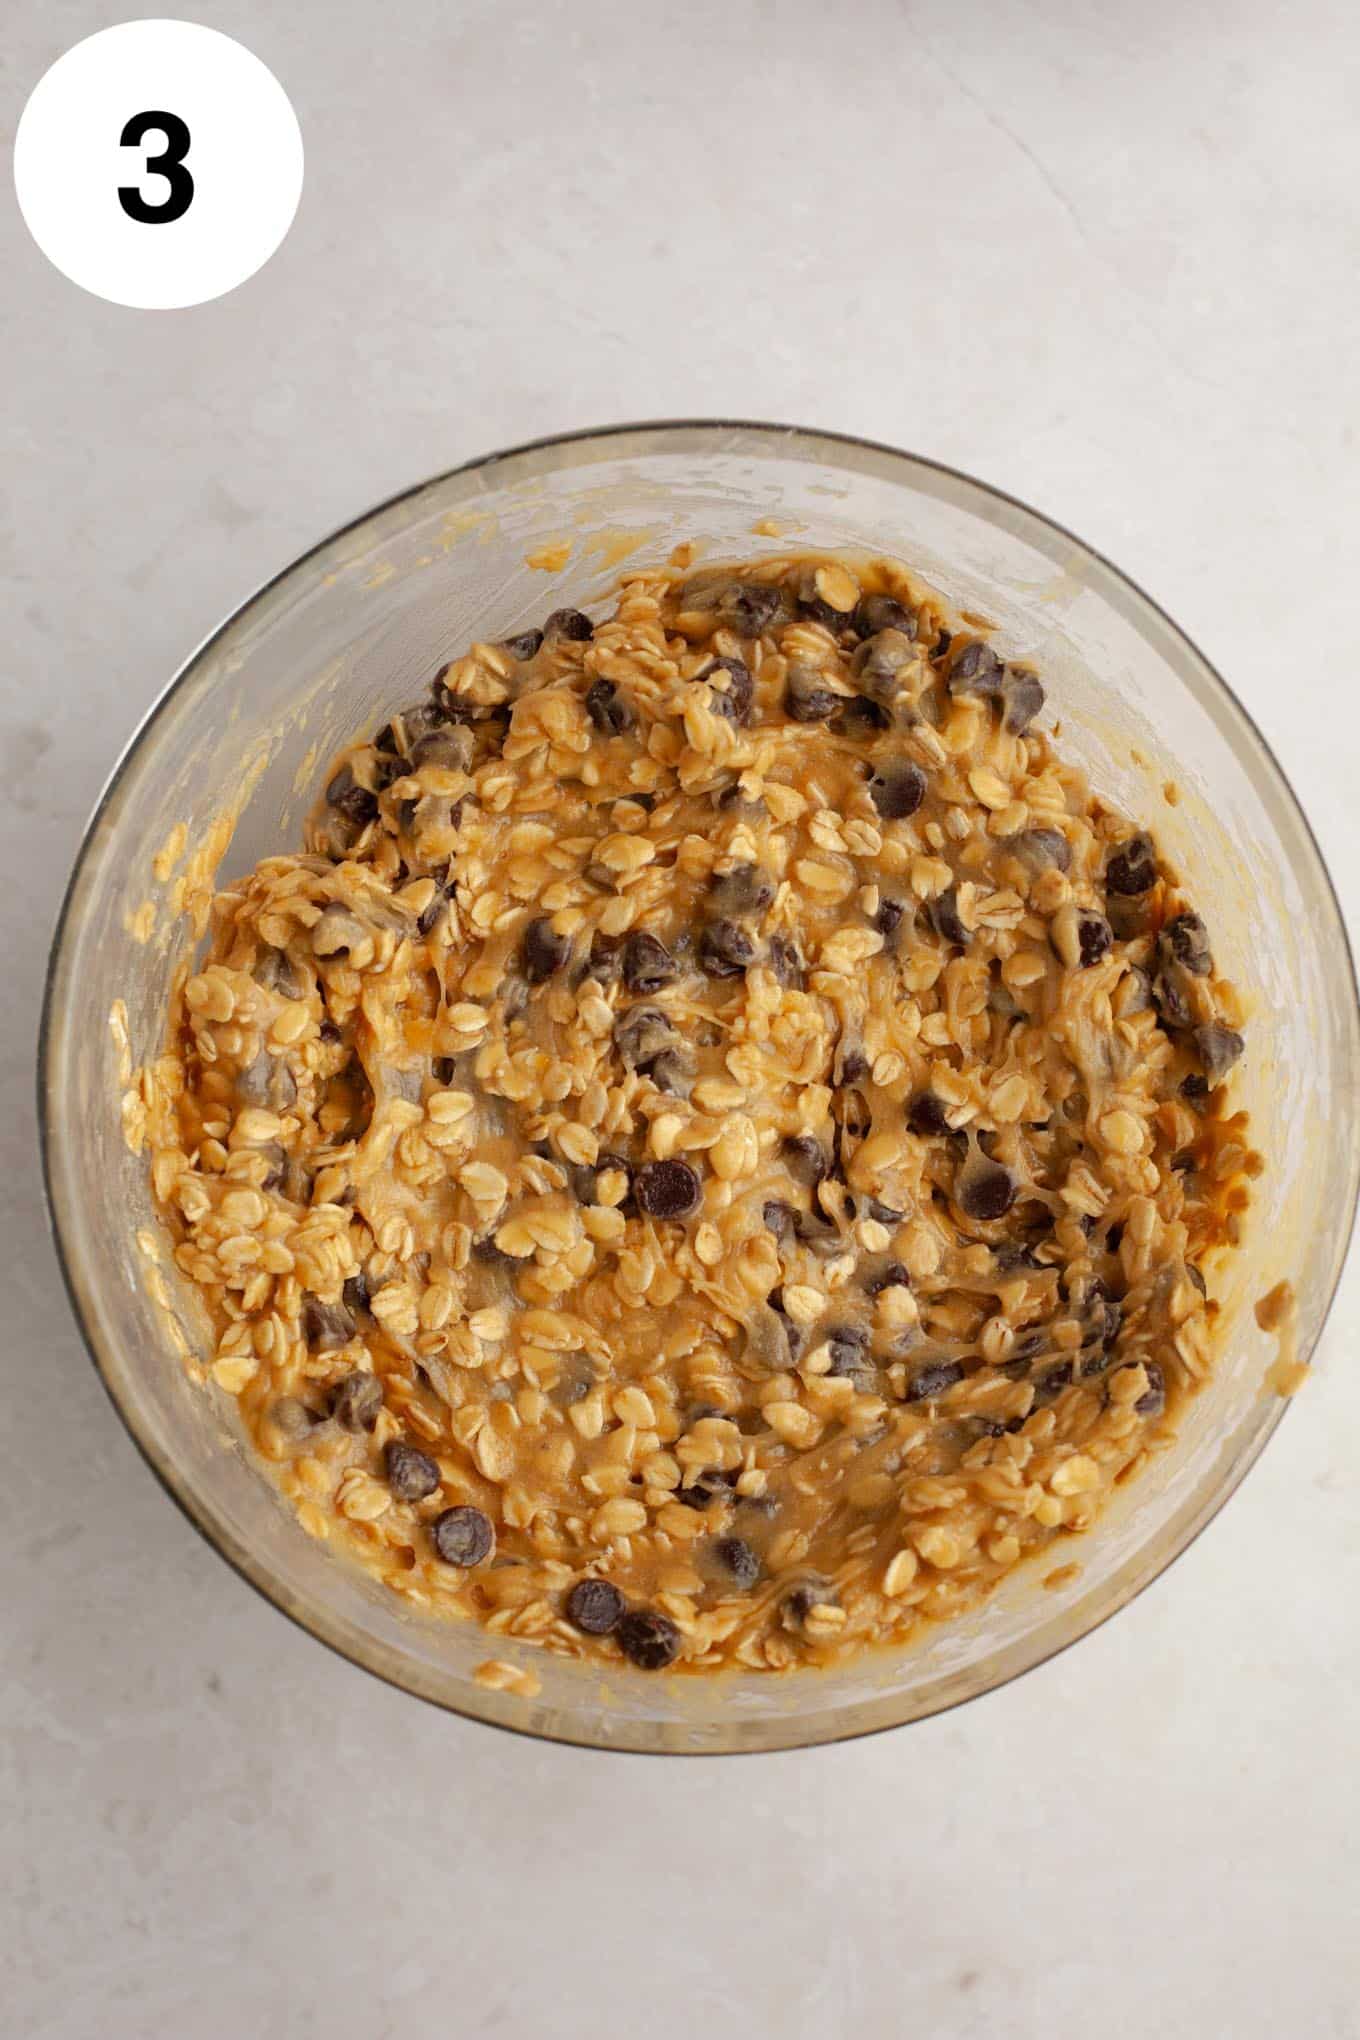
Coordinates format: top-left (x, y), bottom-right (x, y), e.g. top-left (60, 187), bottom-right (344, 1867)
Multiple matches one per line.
top-left (143, 552), bottom-right (1257, 1673)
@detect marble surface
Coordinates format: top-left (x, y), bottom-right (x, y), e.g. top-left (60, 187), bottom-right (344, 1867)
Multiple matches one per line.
top-left (5, 1), bottom-right (1359, 2034)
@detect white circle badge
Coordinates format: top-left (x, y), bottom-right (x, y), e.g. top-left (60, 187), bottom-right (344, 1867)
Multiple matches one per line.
top-left (13, 19), bottom-right (304, 309)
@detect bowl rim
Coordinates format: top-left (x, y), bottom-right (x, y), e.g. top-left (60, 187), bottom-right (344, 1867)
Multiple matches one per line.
top-left (38, 416), bottom-right (1360, 1755)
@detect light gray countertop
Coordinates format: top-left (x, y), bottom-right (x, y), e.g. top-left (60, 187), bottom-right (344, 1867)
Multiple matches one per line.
top-left (4, 2), bottom-right (1358, 2034)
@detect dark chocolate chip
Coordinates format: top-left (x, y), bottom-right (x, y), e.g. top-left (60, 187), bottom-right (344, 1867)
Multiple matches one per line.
top-left (874, 897), bottom-right (907, 940)
top-left (622, 930), bottom-right (677, 994)
top-left (614, 1005), bottom-right (677, 1070)
top-left (853, 594), bottom-right (917, 640)
top-left (648, 1049), bottom-right (694, 1097)
top-left (708, 581), bottom-right (784, 636)
top-left (852, 630), bottom-right (917, 705)
top-left (269, 1397), bottom-right (318, 1441)
top-left (837, 695), bottom-right (891, 739)
top-left (410, 727), bottom-right (475, 772)
top-left (566, 1578), bottom-right (625, 1634)
top-left (432, 1505), bottom-right (495, 1566)
top-left (634, 1158), bottom-right (702, 1220)
top-left (1194, 1021), bottom-right (1244, 1083)
top-left (713, 1537), bottom-right (761, 1590)
top-left (1161, 913), bottom-right (1213, 977)
top-left (700, 920), bottom-right (755, 977)
top-left (958, 1157), bottom-right (1016, 1221)
top-left (907, 1091), bottom-right (950, 1137)
top-left (763, 1200), bottom-right (797, 1239)
top-left (1181, 1072), bottom-right (1210, 1101)
top-left (585, 676), bottom-right (635, 735)
top-left (839, 1048), bottom-right (870, 1085)
top-left (342, 1271), bottom-right (372, 1318)
top-left (329, 1371), bottom-right (383, 1432)
top-left (418, 893), bottom-right (448, 938)
top-left (827, 1325), bottom-right (871, 1377)
top-left (501, 627), bottom-right (544, 661)
top-left (301, 1296), bottom-right (356, 1351)
top-left (786, 665), bottom-right (841, 722)
top-left (1033, 1361), bottom-right (1074, 1404)
top-left (869, 762), bottom-right (927, 820)
top-left (928, 888), bottom-right (969, 947)
top-left (324, 766), bottom-right (379, 832)
top-left (617, 1609), bottom-right (681, 1669)
top-left (783, 1135), bottom-right (827, 1185)
top-left (698, 656), bottom-right (753, 725)
top-left (1154, 971), bottom-right (1194, 1030)
top-left (544, 607), bottom-right (594, 642)
top-left (1001, 667), bottom-right (1045, 734)
top-left (1006, 827), bottom-right (1072, 874)
top-left (523, 917), bottom-right (570, 983)
top-left (864, 1260), bottom-right (909, 1296)
top-left (767, 935), bottom-right (805, 988)
top-left (385, 1441), bottom-right (440, 1502)
top-left (709, 864), bottom-right (775, 916)
top-left (906, 1360), bottom-right (965, 1402)
top-left (1105, 833), bottom-right (1157, 896)
top-left (948, 641), bottom-right (1004, 697)
top-left (1076, 912), bottom-right (1114, 968)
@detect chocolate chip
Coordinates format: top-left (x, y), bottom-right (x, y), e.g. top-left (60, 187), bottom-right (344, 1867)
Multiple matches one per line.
top-left (385, 1441), bottom-right (440, 1502)
top-left (1033, 1361), bottom-right (1074, 1404)
top-left (634, 1158), bottom-right (702, 1220)
top-left (329, 1371), bottom-right (383, 1432)
top-left (1105, 833), bottom-right (1157, 896)
top-left (1181, 1072), bottom-right (1210, 1101)
top-left (584, 676), bottom-right (636, 735)
top-left (410, 726), bottom-right (475, 773)
top-left (1134, 1361), bottom-right (1166, 1417)
top-left (906, 1360), bottom-right (965, 1402)
top-left (869, 762), bottom-right (927, 820)
top-left (873, 897), bottom-right (907, 941)
top-left (958, 1156), bottom-right (1016, 1221)
top-left (709, 864), bottom-right (775, 916)
top-left (700, 920), bottom-right (754, 977)
top-left (614, 1005), bottom-right (677, 1071)
top-left (763, 1200), bottom-right (797, 1239)
top-left (501, 627), bottom-right (544, 661)
top-left (432, 1505), bottom-right (495, 1566)
top-left (864, 1261), bottom-right (909, 1295)
top-left (1194, 1021), bottom-right (1244, 1083)
top-left (853, 594), bottom-right (917, 640)
top-left (1161, 913), bottom-right (1212, 977)
top-left (1001, 667), bottom-right (1045, 734)
top-left (706, 580), bottom-right (785, 636)
top-left (907, 1091), bottom-right (950, 1137)
top-left (418, 893), bottom-right (448, 938)
top-left (566, 1579), bottom-right (625, 1634)
top-left (785, 665), bottom-right (841, 721)
top-left (837, 695), bottom-right (891, 740)
top-left (928, 888), bottom-right (969, 947)
top-left (851, 629), bottom-right (918, 706)
top-left (622, 930), bottom-right (677, 994)
top-left (325, 765), bottom-right (379, 830)
top-left (1186, 1263), bottom-right (1207, 1296)
top-left (1076, 912), bottom-right (1114, 968)
top-left (675, 1472), bottom-right (728, 1511)
top-left (544, 607), bottom-right (594, 642)
top-left (713, 1537), bottom-right (761, 1590)
top-left (617, 1609), bottom-right (681, 1669)
top-left (648, 1049), bottom-right (694, 1097)
top-left (268, 1397), bottom-right (318, 1441)
top-left (341, 1272), bottom-right (372, 1319)
top-left (783, 1135), bottom-right (827, 1185)
top-left (1006, 827), bottom-right (1072, 874)
top-left (1154, 971), bottom-right (1194, 1030)
top-left (782, 1579), bottom-right (837, 1626)
top-left (301, 1296), bottom-right (356, 1351)
top-left (827, 1325), bottom-right (871, 1376)
top-left (767, 935), bottom-right (805, 988)
top-left (698, 656), bottom-right (753, 725)
top-left (523, 917), bottom-right (570, 983)
top-left (948, 641), bottom-right (1004, 698)
top-left (838, 1046), bottom-right (870, 1085)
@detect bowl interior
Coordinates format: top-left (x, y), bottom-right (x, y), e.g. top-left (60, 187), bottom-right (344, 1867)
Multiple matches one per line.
top-left (42, 423), bottom-right (1360, 1752)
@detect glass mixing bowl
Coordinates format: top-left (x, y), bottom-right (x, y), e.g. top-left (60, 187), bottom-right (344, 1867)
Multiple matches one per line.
top-left (40, 421), bottom-right (1360, 1753)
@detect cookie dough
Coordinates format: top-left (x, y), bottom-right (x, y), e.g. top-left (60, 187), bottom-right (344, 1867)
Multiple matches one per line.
top-left (143, 551), bottom-right (1256, 1673)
